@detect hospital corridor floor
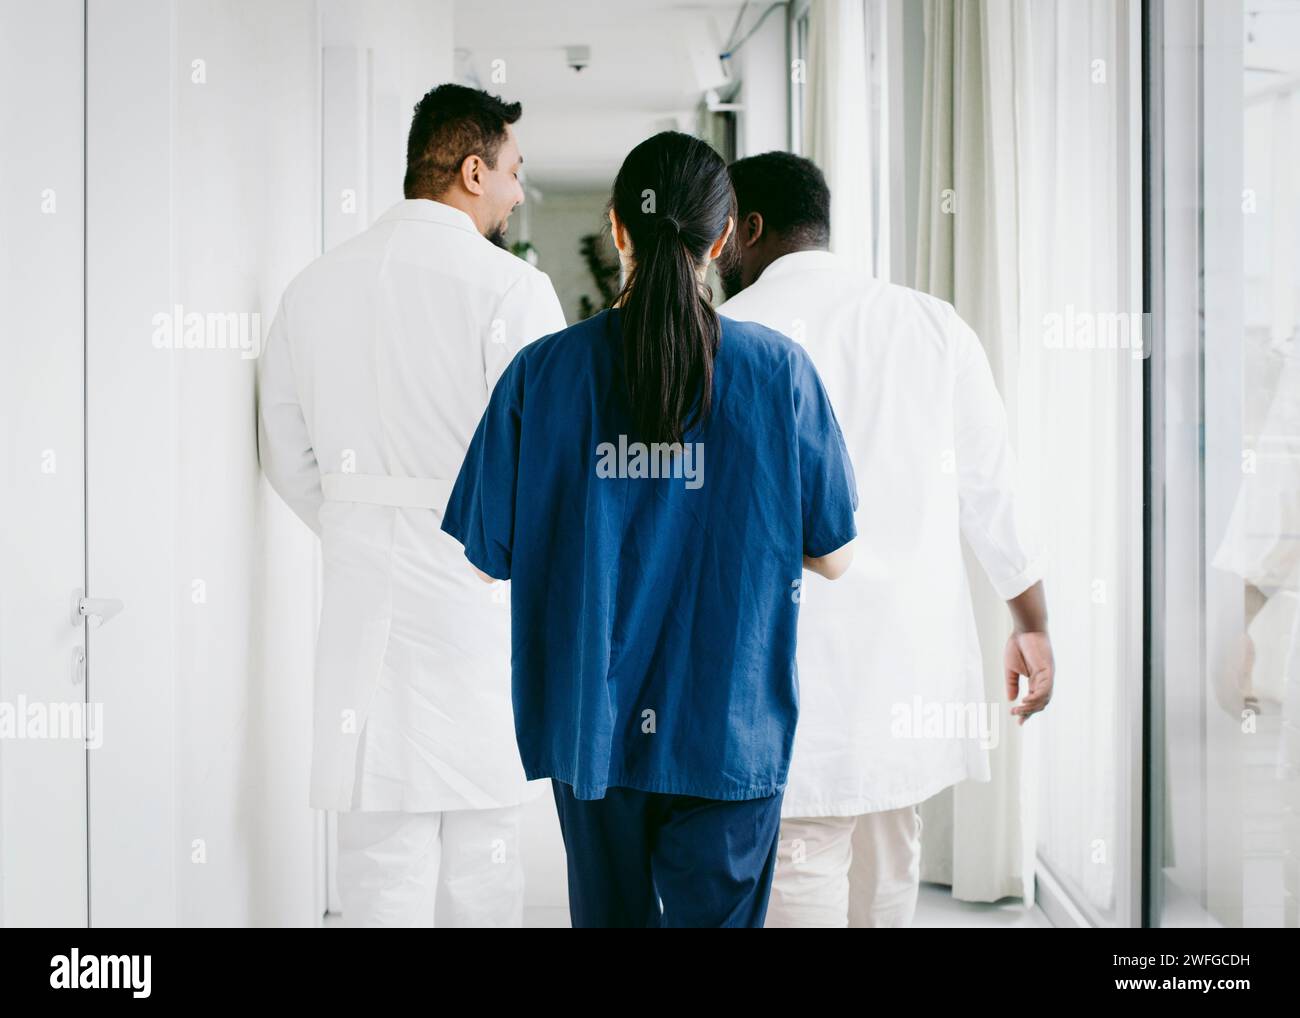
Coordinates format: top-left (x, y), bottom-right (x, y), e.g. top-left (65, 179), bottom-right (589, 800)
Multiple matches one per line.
top-left (320, 884), bottom-right (1054, 928)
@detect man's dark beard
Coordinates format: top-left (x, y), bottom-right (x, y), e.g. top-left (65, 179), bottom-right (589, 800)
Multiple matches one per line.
top-left (718, 244), bottom-right (744, 300)
top-left (488, 222), bottom-right (509, 248)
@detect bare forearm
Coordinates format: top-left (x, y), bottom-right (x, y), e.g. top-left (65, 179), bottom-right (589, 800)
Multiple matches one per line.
top-left (1244, 582), bottom-right (1267, 629)
top-left (1008, 580), bottom-right (1048, 634)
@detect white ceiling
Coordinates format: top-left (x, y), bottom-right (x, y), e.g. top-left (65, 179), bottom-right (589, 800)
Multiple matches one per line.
top-left (1245, 0), bottom-right (1300, 82)
top-left (452, 0), bottom-right (748, 193)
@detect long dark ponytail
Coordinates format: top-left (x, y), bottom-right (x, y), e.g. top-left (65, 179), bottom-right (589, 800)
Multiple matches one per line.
top-left (609, 132), bottom-right (735, 445)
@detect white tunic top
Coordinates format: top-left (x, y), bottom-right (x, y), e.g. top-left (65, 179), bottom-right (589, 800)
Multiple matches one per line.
top-left (258, 198), bottom-right (566, 812)
top-left (718, 250), bottom-right (1042, 817)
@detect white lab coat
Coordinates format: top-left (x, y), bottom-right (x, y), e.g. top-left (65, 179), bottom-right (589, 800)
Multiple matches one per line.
top-left (718, 250), bottom-right (1042, 818)
top-left (1213, 340), bottom-right (1300, 778)
top-left (258, 198), bottom-right (566, 813)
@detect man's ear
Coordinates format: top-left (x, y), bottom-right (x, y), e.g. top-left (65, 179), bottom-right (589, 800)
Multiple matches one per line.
top-left (743, 210), bottom-right (764, 248)
top-left (460, 154), bottom-right (486, 197)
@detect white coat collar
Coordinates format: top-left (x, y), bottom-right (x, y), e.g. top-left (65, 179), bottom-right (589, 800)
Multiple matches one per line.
top-left (376, 198), bottom-right (481, 237)
top-left (755, 248), bottom-right (842, 283)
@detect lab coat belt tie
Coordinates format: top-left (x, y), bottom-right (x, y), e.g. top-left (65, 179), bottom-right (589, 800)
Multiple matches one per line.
top-left (321, 472), bottom-right (455, 510)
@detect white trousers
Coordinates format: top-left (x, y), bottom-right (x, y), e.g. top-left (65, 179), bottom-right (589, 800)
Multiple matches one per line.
top-left (764, 805), bottom-right (923, 928)
top-left (336, 805), bottom-right (525, 927)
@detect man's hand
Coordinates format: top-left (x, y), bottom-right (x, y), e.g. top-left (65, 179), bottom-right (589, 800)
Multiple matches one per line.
top-left (1005, 631), bottom-right (1054, 725)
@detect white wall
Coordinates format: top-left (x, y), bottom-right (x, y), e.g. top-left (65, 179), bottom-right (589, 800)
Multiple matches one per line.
top-left (82, 0), bottom-right (454, 927)
top-left (0, 0), bottom-right (87, 928)
top-left (321, 0), bottom-right (456, 229)
top-left (86, 0), bottom-right (324, 927)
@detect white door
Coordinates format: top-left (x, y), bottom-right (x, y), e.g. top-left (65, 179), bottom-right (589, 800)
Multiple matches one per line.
top-left (0, 0), bottom-right (89, 928)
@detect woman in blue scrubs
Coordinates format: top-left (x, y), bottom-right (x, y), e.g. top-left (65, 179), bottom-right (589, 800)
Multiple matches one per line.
top-left (441, 131), bottom-right (858, 927)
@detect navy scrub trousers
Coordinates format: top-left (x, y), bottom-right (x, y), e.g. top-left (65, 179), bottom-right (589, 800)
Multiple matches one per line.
top-left (551, 780), bottom-right (785, 928)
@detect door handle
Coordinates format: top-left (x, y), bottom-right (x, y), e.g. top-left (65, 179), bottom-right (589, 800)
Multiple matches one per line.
top-left (71, 588), bottom-right (125, 629)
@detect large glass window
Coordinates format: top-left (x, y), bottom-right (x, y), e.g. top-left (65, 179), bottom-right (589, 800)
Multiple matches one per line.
top-left (1150, 0), bottom-right (1300, 928)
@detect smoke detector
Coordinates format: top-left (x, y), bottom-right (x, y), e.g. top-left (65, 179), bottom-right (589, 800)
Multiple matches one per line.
top-left (565, 45), bottom-right (591, 73)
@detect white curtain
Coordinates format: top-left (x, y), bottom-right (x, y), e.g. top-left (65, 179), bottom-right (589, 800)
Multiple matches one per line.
top-left (913, 0), bottom-right (1136, 914)
top-left (913, 0), bottom-right (1030, 905)
top-left (805, 0), bottom-right (874, 274)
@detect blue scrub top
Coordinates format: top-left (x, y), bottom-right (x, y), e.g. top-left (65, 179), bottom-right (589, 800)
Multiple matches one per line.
top-left (441, 308), bottom-right (858, 801)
